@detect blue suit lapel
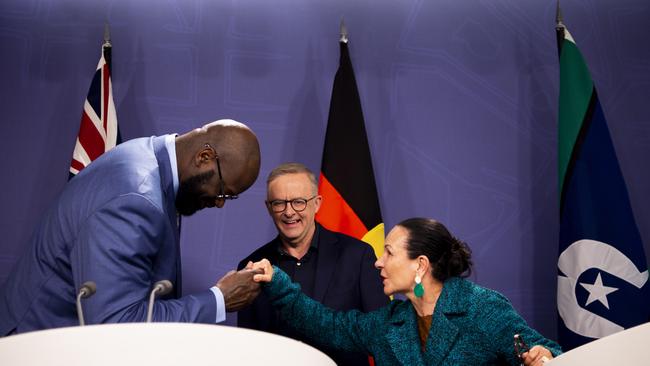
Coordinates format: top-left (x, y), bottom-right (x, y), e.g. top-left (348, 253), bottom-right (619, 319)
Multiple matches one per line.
top-left (312, 225), bottom-right (338, 302)
top-left (152, 135), bottom-right (182, 297)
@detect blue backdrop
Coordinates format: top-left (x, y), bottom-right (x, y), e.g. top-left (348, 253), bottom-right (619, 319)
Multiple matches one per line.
top-left (1, 0), bottom-right (649, 339)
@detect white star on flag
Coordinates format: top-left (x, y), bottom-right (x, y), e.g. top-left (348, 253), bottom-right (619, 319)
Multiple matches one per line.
top-left (580, 273), bottom-right (619, 309)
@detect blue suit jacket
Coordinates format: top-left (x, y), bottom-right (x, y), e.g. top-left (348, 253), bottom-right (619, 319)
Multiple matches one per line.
top-left (237, 224), bottom-right (388, 365)
top-left (265, 267), bottom-right (562, 365)
top-left (0, 136), bottom-right (215, 335)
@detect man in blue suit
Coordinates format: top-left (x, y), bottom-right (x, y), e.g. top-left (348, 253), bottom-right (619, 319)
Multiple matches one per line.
top-left (0, 119), bottom-right (262, 335)
top-left (237, 163), bottom-right (387, 366)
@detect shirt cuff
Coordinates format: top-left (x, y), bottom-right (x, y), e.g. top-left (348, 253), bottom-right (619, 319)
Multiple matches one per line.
top-left (210, 286), bottom-right (226, 323)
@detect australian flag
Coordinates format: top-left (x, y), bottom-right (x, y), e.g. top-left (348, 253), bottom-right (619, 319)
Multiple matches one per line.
top-left (69, 37), bottom-right (119, 178)
top-left (556, 19), bottom-right (649, 350)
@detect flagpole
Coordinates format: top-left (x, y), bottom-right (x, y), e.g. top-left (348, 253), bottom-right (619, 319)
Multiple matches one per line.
top-left (103, 23), bottom-right (112, 71)
top-left (556, 0), bottom-right (564, 29)
top-left (555, 0), bottom-right (565, 53)
top-left (339, 18), bottom-right (348, 44)
top-left (102, 22), bottom-right (121, 148)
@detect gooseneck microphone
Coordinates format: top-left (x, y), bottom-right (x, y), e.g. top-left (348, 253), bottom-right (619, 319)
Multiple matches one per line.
top-left (146, 280), bottom-right (173, 323)
top-left (76, 281), bottom-right (97, 326)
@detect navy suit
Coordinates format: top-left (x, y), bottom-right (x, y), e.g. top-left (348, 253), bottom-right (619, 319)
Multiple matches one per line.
top-left (0, 136), bottom-right (216, 335)
top-left (237, 224), bottom-right (388, 366)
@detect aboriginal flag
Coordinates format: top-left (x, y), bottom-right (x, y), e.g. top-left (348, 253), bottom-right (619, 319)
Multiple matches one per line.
top-left (316, 40), bottom-right (384, 258)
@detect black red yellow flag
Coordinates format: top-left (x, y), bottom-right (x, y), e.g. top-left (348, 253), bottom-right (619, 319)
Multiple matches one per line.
top-left (316, 40), bottom-right (384, 258)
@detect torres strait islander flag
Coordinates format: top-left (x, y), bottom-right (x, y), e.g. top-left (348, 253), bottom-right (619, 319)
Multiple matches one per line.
top-left (316, 39), bottom-right (384, 260)
top-left (69, 40), bottom-right (119, 178)
top-left (556, 12), bottom-right (649, 350)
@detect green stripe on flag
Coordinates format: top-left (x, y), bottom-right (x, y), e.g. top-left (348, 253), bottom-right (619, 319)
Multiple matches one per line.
top-left (558, 37), bottom-right (594, 198)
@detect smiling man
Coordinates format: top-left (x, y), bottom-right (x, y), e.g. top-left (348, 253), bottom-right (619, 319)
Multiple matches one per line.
top-left (237, 162), bottom-right (387, 366)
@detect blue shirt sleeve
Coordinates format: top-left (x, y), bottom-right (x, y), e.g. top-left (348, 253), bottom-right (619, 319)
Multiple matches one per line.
top-left (210, 286), bottom-right (226, 323)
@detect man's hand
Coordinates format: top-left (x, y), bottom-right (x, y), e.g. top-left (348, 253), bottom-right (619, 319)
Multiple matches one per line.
top-left (249, 259), bottom-right (274, 283)
top-left (215, 268), bottom-right (263, 312)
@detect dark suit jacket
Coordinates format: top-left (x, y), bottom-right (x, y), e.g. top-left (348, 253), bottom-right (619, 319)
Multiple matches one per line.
top-left (238, 224), bottom-right (388, 366)
top-left (0, 136), bottom-right (216, 335)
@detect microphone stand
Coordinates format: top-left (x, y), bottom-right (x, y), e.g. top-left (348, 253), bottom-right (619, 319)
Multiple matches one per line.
top-left (76, 281), bottom-right (97, 326)
top-left (146, 280), bottom-right (173, 323)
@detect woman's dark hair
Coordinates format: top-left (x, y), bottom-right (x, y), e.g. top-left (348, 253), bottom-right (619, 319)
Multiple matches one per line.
top-left (399, 217), bottom-right (472, 281)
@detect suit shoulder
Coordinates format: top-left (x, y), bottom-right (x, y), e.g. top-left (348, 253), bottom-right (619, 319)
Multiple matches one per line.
top-left (325, 228), bottom-right (374, 253)
top-left (469, 281), bottom-right (509, 304)
top-left (60, 138), bottom-right (166, 213)
top-left (451, 278), bottom-right (512, 314)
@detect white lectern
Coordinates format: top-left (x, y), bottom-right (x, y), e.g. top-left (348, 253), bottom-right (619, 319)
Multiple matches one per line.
top-left (0, 323), bottom-right (336, 366)
top-left (547, 322), bottom-right (650, 365)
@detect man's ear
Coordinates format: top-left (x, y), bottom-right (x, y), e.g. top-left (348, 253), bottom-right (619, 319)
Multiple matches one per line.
top-left (195, 145), bottom-right (216, 167)
top-left (313, 195), bottom-right (323, 214)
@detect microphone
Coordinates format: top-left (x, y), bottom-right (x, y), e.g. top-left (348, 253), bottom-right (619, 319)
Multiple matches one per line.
top-left (146, 280), bottom-right (173, 323)
top-left (76, 281), bottom-right (97, 326)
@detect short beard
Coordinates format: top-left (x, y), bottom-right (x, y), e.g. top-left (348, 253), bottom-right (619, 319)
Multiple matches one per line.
top-left (175, 170), bottom-right (215, 216)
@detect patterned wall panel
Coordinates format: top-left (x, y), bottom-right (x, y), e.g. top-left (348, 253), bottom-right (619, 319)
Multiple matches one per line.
top-left (1, 0), bottom-right (648, 337)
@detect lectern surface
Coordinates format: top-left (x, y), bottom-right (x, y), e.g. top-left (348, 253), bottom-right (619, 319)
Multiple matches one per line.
top-left (547, 322), bottom-right (650, 365)
top-left (0, 323), bottom-right (336, 366)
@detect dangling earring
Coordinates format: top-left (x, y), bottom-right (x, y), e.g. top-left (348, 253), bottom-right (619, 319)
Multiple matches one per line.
top-left (414, 273), bottom-right (424, 298)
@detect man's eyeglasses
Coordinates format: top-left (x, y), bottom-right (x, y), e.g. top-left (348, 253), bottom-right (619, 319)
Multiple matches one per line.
top-left (205, 144), bottom-right (238, 201)
top-left (267, 196), bottom-right (316, 213)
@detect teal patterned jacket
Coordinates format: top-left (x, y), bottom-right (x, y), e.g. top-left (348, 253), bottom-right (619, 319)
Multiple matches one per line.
top-left (264, 266), bottom-right (562, 365)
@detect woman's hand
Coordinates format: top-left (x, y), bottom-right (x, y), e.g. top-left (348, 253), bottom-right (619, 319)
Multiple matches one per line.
top-left (522, 345), bottom-right (553, 366)
top-left (247, 259), bottom-right (274, 283)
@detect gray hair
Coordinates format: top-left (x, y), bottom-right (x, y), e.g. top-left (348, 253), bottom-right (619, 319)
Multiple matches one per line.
top-left (267, 163), bottom-right (318, 194)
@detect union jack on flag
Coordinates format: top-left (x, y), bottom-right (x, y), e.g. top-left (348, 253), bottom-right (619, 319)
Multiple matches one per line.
top-left (69, 44), bottom-right (118, 177)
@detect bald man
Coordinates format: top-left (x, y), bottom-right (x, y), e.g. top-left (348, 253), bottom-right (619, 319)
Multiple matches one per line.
top-left (0, 120), bottom-right (262, 335)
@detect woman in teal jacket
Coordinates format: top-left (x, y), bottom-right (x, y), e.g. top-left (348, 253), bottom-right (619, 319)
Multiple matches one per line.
top-left (251, 218), bottom-right (561, 365)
